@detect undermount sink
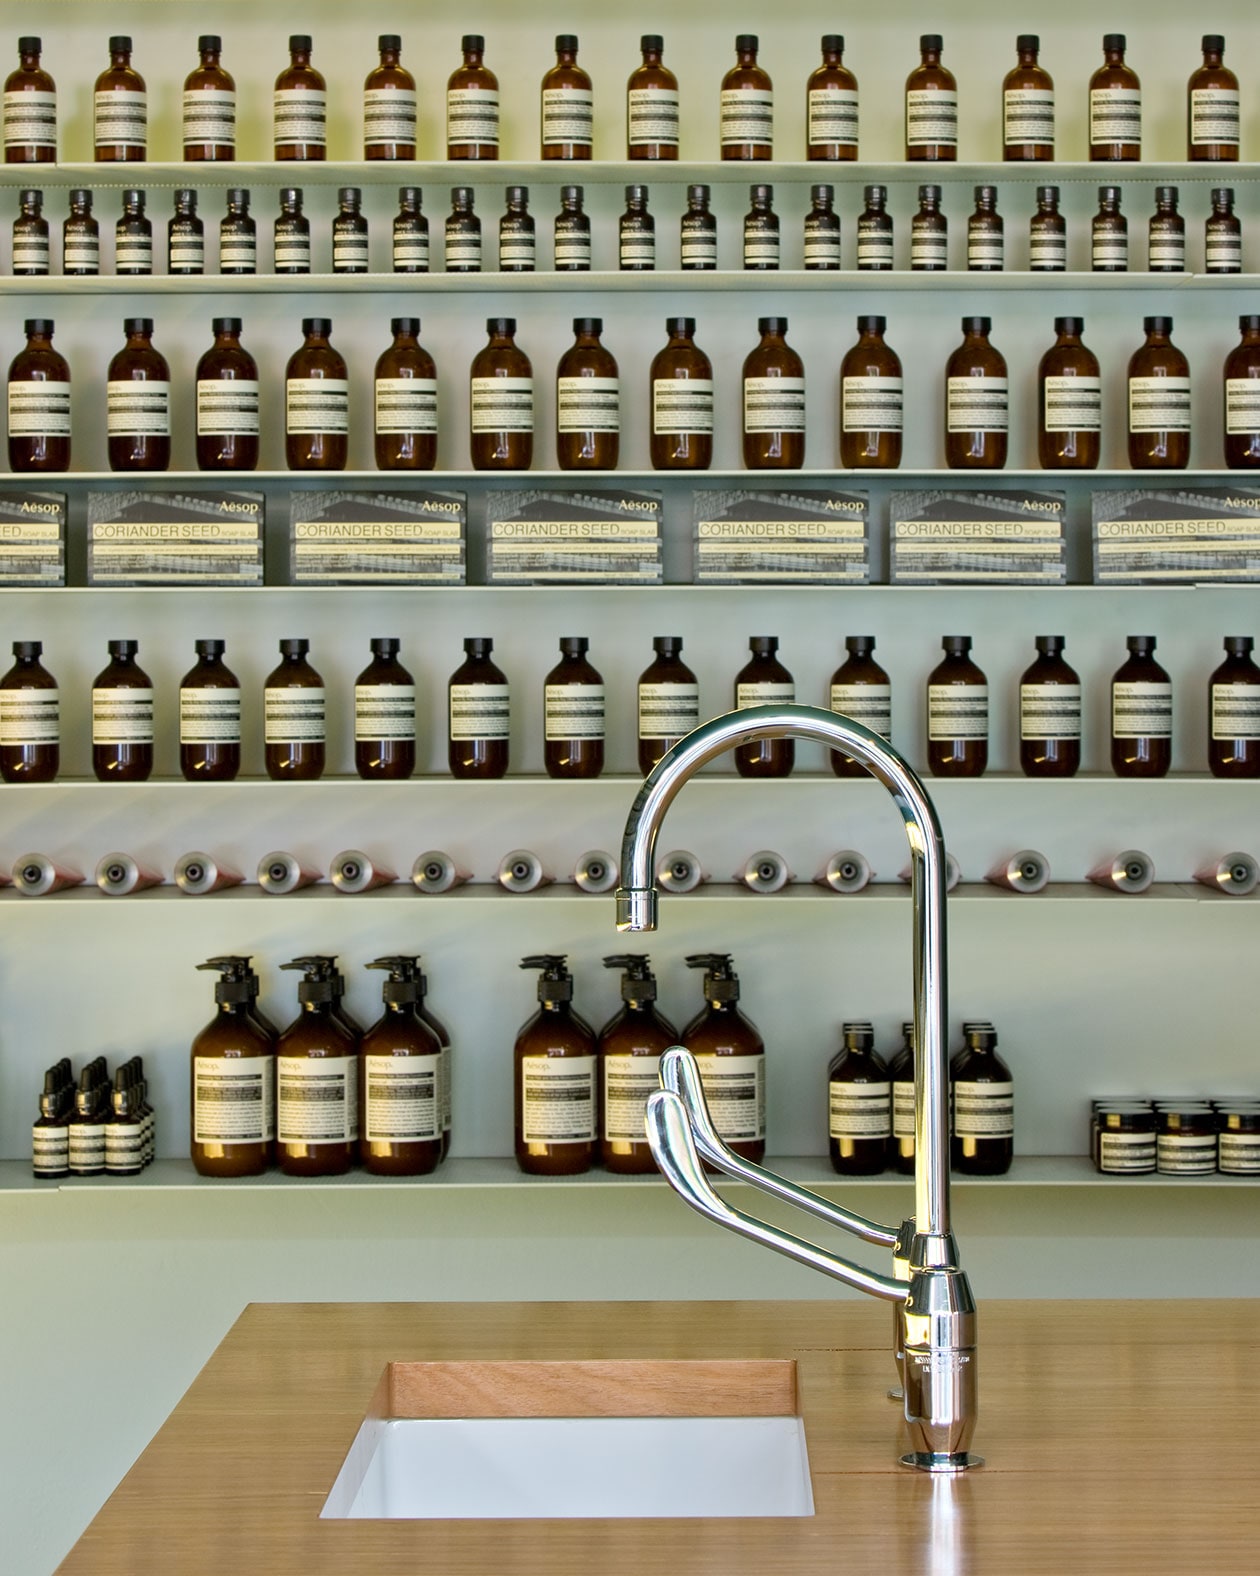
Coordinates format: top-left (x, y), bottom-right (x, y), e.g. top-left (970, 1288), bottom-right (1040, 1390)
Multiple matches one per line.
top-left (321, 1358), bottom-right (814, 1520)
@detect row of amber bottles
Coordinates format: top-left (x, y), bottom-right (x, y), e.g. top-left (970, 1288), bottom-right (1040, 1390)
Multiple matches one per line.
top-left (4, 32), bottom-right (1246, 164)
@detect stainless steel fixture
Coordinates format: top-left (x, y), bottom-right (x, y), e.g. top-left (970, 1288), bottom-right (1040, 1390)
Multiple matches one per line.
top-left (616, 704), bottom-right (981, 1473)
top-left (985, 849), bottom-right (1050, 894)
top-left (1088, 849), bottom-right (1154, 893)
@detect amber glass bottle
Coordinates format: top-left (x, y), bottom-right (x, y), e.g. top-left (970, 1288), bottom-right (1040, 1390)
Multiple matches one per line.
top-left (743, 184), bottom-right (779, 270)
top-left (273, 188), bottom-right (310, 274)
top-left (1224, 314), bottom-right (1260, 468)
top-left (1038, 317), bottom-right (1100, 471)
top-left (499, 185), bottom-right (535, 272)
top-left (967, 186), bottom-right (1004, 271)
top-left (92, 639), bottom-right (153, 782)
top-left (734, 635), bottom-right (795, 778)
top-left (115, 188), bottom-right (151, 276)
top-left (829, 635), bottom-right (891, 777)
top-left (447, 35), bottom-right (499, 160)
top-left (445, 186), bottom-right (481, 272)
top-left (1128, 317), bottom-right (1190, 471)
top-left (354, 637), bottom-right (415, 780)
top-left (515, 956), bottom-right (597, 1177)
top-left (8, 318), bottom-right (69, 473)
top-left (541, 35), bottom-right (593, 160)
top-left (828, 1023), bottom-right (890, 1177)
top-left (286, 318), bottom-right (348, 472)
top-left (63, 188), bottom-right (98, 276)
top-left (1090, 34), bottom-right (1140, 161)
top-left (168, 188), bottom-right (205, 275)
top-left (1029, 186), bottom-right (1066, 272)
top-left (742, 318), bottom-right (805, 471)
top-left (554, 185), bottom-right (590, 270)
top-left (682, 954), bottom-right (765, 1165)
top-left (840, 317), bottom-right (903, 470)
top-left (183, 35), bottom-right (235, 161)
top-left (264, 638), bottom-right (325, 781)
top-left (803, 184), bottom-right (840, 271)
top-left (1208, 636), bottom-right (1260, 778)
top-left (94, 36), bottom-right (146, 162)
top-left (1188, 34), bottom-right (1238, 161)
top-left (470, 318), bottom-right (533, 471)
top-left (274, 35), bottom-right (326, 160)
top-left (364, 34), bottom-right (416, 159)
top-left (360, 959), bottom-right (443, 1176)
top-left (5, 36), bottom-right (56, 162)
top-left (721, 34), bottom-right (773, 161)
top-left (332, 187), bottom-right (368, 274)
top-left (1205, 188), bottom-right (1241, 275)
top-left (0, 640), bottom-right (58, 782)
top-left (13, 187), bottom-right (49, 275)
top-left (191, 960), bottom-right (274, 1179)
top-left (857, 184), bottom-right (893, 270)
top-left (627, 34), bottom-right (678, 160)
top-left (107, 318), bottom-right (169, 473)
top-left (599, 955), bottom-right (676, 1174)
top-left (196, 317), bottom-right (258, 472)
top-left (619, 185), bottom-right (655, 270)
top-left (179, 639), bottom-right (240, 782)
top-left (556, 318), bottom-right (619, 471)
top-left (888, 1022), bottom-right (916, 1175)
top-left (952, 1025), bottom-right (1013, 1176)
top-left (1019, 635), bottom-right (1080, 778)
top-left (544, 636), bottom-right (604, 779)
top-left (1148, 187), bottom-right (1185, 273)
top-left (638, 635), bottom-right (698, 774)
top-left (911, 184), bottom-right (948, 271)
top-left (375, 317), bottom-right (437, 471)
top-left (413, 962), bottom-right (452, 1159)
top-left (806, 35), bottom-right (858, 160)
top-left (393, 187), bottom-right (429, 274)
top-left (1111, 634), bottom-right (1171, 778)
top-left (905, 34), bottom-right (956, 161)
top-left (277, 959), bottom-right (357, 1178)
top-left (1003, 34), bottom-right (1054, 160)
top-left (945, 318), bottom-right (1007, 471)
top-left (680, 185), bottom-right (717, 271)
top-left (449, 636), bottom-right (509, 779)
top-left (650, 318), bottom-right (713, 471)
top-left (1092, 186), bottom-right (1127, 272)
top-left (927, 635), bottom-right (988, 777)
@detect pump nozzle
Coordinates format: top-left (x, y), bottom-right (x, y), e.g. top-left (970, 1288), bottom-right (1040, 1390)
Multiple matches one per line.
top-left (520, 954), bottom-right (573, 1002)
top-left (603, 953), bottom-right (657, 1003)
top-left (686, 953), bottom-right (739, 1002)
top-left (197, 956), bottom-right (253, 1003)
top-left (367, 955), bottom-right (420, 978)
top-left (281, 955), bottom-right (338, 1003)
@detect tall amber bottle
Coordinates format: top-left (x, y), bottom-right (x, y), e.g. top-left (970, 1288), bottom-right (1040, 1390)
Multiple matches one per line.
top-left (638, 635), bottom-right (698, 774)
top-left (556, 318), bottom-right (619, 471)
top-left (682, 954), bottom-right (765, 1165)
top-left (828, 1022), bottom-right (890, 1176)
top-left (599, 954), bottom-right (678, 1174)
top-left (945, 317), bottom-right (1008, 471)
top-left (191, 959), bottom-right (275, 1179)
top-left (734, 635), bottom-right (795, 777)
top-left (829, 635), bottom-right (890, 777)
top-left (4, 36), bottom-right (56, 163)
top-left (1089, 34), bottom-right (1140, 161)
top-left (806, 35), bottom-right (858, 161)
top-left (196, 317), bottom-right (259, 473)
top-left (1111, 634), bottom-right (1171, 778)
top-left (470, 318), bottom-right (533, 471)
top-left (264, 638), bottom-right (325, 781)
top-left (544, 636), bottom-right (604, 780)
top-left (107, 318), bottom-right (169, 473)
top-left (449, 636), bottom-right (509, 779)
top-left (650, 317), bottom-right (713, 471)
top-left (541, 35), bottom-right (593, 160)
top-left (285, 318), bottom-right (348, 472)
top-left (627, 34), bottom-right (678, 160)
top-left (1188, 34), bottom-right (1238, 161)
top-left (374, 317), bottom-right (437, 471)
top-left (1223, 315), bottom-right (1260, 469)
top-left (0, 640), bottom-right (58, 782)
top-left (742, 318), bottom-right (805, 471)
top-left (360, 958), bottom-right (443, 1176)
top-left (447, 35), bottom-right (499, 160)
top-left (1038, 317), bottom-right (1101, 471)
top-left (183, 35), bottom-right (235, 161)
top-left (94, 36), bottom-right (146, 162)
top-left (354, 636), bottom-right (415, 780)
top-left (1127, 317), bottom-right (1190, 471)
top-left (92, 639), bottom-right (153, 782)
top-left (273, 187), bottom-right (310, 273)
top-left (364, 34), bottom-right (416, 160)
top-left (952, 1025), bottom-right (1013, 1175)
top-left (840, 316), bottom-right (902, 470)
top-left (905, 34), bottom-right (957, 161)
top-left (277, 958), bottom-right (358, 1178)
top-left (1208, 636), bottom-right (1260, 778)
top-left (8, 317), bottom-right (69, 473)
top-left (179, 638), bottom-right (240, 782)
top-left (927, 635), bottom-right (988, 777)
top-left (721, 35), bottom-right (773, 161)
top-left (516, 956), bottom-right (597, 1176)
top-left (1002, 34), bottom-right (1054, 161)
top-left (274, 35), bottom-right (326, 161)
top-left (168, 187), bottom-right (205, 276)
top-left (1019, 635), bottom-right (1081, 778)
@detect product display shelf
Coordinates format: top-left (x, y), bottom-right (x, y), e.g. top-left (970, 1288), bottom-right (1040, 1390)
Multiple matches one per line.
top-left (7, 467), bottom-right (1259, 484)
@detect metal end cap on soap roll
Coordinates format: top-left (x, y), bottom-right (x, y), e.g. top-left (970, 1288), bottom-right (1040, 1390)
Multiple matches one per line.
top-left (574, 851), bottom-right (619, 894)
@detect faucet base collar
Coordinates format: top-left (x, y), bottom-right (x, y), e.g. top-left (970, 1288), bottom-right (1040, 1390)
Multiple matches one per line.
top-left (899, 1451), bottom-right (985, 1474)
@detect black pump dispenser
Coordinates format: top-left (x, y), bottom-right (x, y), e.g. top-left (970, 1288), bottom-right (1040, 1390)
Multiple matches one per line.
top-left (282, 955), bottom-right (336, 1005)
top-left (521, 953), bottom-right (573, 1003)
top-left (197, 954), bottom-right (253, 1005)
top-left (604, 953), bottom-right (658, 1004)
top-left (367, 954), bottom-right (420, 1006)
top-left (687, 952), bottom-right (739, 1003)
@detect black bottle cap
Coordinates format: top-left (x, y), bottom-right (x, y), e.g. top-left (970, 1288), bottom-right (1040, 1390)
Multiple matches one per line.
top-left (1144, 316), bottom-right (1173, 334)
top-left (750, 183), bottom-right (773, 203)
top-left (625, 184), bottom-right (648, 202)
top-left (555, 34), bottom-right (579, 52)
top-left (641, 34), bottom-right (664, 52)
top-left (736, 34), bottom-right (759, 52)
top-left (749, 635), bottom-right (779, 655)
top-left (19, 188), bottom-right (42, 205)
top-left (1224, 635), bottom-right (1254, 655)
top-left (68, 187), bottom-right (92, 205)
top-left (462, 35), bottom-right (485, 53)
top-left (666, 317), bottom-right (696, 336)
top-left (107, 639), bottom-right (138, 657)
top-left (1054, 316), bottom-right (1083, 335)
top-left (864, 184), bottom-right (886, 203)
top-left (1034, 635), bottom-right (1065, 655)
top-left (195, 638), bottom-right (225, 656)
top-left (757, 316), bottom-right (788, 334)
top-left (1203, 34), bottom-right (1225, 53)
top-left (18, 37), bottom-right (40, 53)
top-left (120, 186), bottom-right (144, 207)
top-left (280, 186), bottom-right (303, 205)
top-left (1154, 185), bottom-right (1178, 204)
top-left (174, 187), bottom-right (197, 210)
top-left (370, 637), bottom-right (401, 657)
top-left (842, 1023), bottom-right (875, 1049)
top-left (942, 635), bottom-right (972, 655)
top-left (109, 36), bottom-right (132, 53)
top-left (573, 317), bottom-right (602, 337)
top-left (810, 184), bottom-right (834, 202)
top-left (1017, 34), bottom-right (1039, 51)
top-left (653, 634), bottom-right (683, 655)
top-left (391, 317), bottom-right (420, 336)
top-left (199, 34), bottom-right (222, 52)
top-left (686, 953), bottom-right (739, 1002)
top-left (521, 953), bottom-right (573, 1001)
top-left (1103, 33), bottom-right (1126, 52)
top-left (463, 636), bottom-right (494, 658)
top-left (1213, 187), bottom-right (1235, 205)
top-left (123, 317), bottom-right (153, 336)
top-left (845, 634), bottom-right (875, 655)
top-left (974, 184), bottom-right (997, 202)
top-left (1126, 634), bottom-right (1156, 654)
top-left (1037, 185), bottom-right (1059, 202)
top-left (857, 315), bottom-right (886, 333)
top-left (1240, 315), bottom-right (1260, 333)
top-left (961, 316), bottom-right (991, 334)
top-left (821, 34), bottom-right (844, 52)
top-left (212, 317), bottom-right (242, 335)
top-left (302, 317), bottom-right (332, 337)
top-left (687, 184), bottom-right (710, 202)
top-left (451, 186), bottom-right (474, 204)
top-left (560, 184), bottom-right (583, 202)
top-left (559, 636), bottom-right (589, 656)
top-left (506, 184), bottom-right (529, 204)
top-left (379, 34), bottom-right (401, 51)
top-left (13, 640), bottom-right (41, 658)
top-left (398, 185), bottom-right (421, 204)
top-left (290, 35), bottom-right (312, 52)
top-left (1098, 185), bottom-right (1121, 202)
top-left (338, 187), bottom-right (361, 207)
top-left (487, 316), bottom-right (516, 335)
top-left (279, 637), bottom-right (309, 656)
top-left (920, 34), bottom-right (943, 51)
top-left (965, 1025), bottom-right (997, 1050)
top-left (919, 183), bottom-right (942, 201)
top-left (226, 187), bottom-right (249, 206)
top-left (23, 319), bottom-right (53, 336)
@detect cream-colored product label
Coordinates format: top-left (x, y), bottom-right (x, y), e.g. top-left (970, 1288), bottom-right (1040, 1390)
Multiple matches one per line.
top-left (542, 86), bottom-right (593, 147)
top-left (554, 232), bottom-right (591, 267)
top-left (952, 1080), bottom-right (1014, 1138)
top-left (449, 682), bottom-right (509, 740)
top-left (927, 684), bottom-right (988, 742)
top-left (905, 88), bottom-right (957, 146)
top-left (1092, 233), bottom-right (1128, 268)
top-left (743, 229), bottom-right (780, 266)
top-left (499, 232), bottom-right (536, 268)
top-left (4, 88), bottom-right (56, 147)
top-left (364, 87), bottom-right (417, 143)
top-left (1043, 375), bottom-right (1102, 433)
top-left (620, 229), bottom-right (656, 267)
top-left (843, 375), bottom-right (903, 433)
top-left (830, 683), bottom-right (891, 737)
top-left (194, 1055), bottom-right (274, 1144)
top-left (12, 233), bottom-right (49, 271)
top-left (1206, 233), bottom-right (1242, 271)
top-left (264, 686), bottom-right (325, 743)
top-left (68, 1122), bottom-right (106, 1170)
top-left (447, 86), bottom-right (499, 144)
top-left (638, 681), bottom-right (698, 738)
top-left (653, 377), bottom-right (713, 435)
top-left (680, 227), bottom-right (717, 267)
top-left (857, 223), bottom-right (894, 267)
top-left (603, 1054), bottom-right (662, 1143)
top-left (1224, 379), bottom-right (1260, 434)
top-left (1190, 86), bottom-right (1239, 146)
top-left (32, 1124), bottom-right (69, 1172)
top-left (1218, 1131), bottom-right (1260, 1173)
top-left (628, 87), bottom-right (679, 146)
top-left (445, 230), bottom-right (482, 268)
top-left (182, 87), bottom-right (235, 147)
top-left (169, 233), bottom-right (205, 271)
top-left (911, 229), bottom-right (948, 267)
top-left (557, 376), bottom-right (619, 433)
top-left (828, 1081), bottom-right (891, 1139)
top-left (1148, 234), bottom-right (1185, 269)
top-left (354, 683), bottom-right (416, 741)
top-left (104, 1119), bottom-right (146, 1172)
top-left (440, 1044), bottom-right (452, 1134)
top-left (364, 1051), bottom-right (441, 1143)
top-left (1156, 1132), bottom-right (1217, 1172)
top-left (743, 375), bottom-right (805, 434)
top-left (471, 376), bottom-right (533, 432)
top-left (1098, 1130), bottom-right (1155, 1172)
top-left (1128, 375), bottom-right (1190, 433)
top-left (8, 380), bottom-right (70, 436)
top-left (808, 87), bottom-right (858, 146)
top-left (393, 233), bottom-right (430, 269)
top-left (274, 235), bottom-right (311, 270)
top-left (92, 686), bottom-right (153, 744)
top-left (521, 1054), bottom-right (596, 1144)
top-left (1090, 86), bottom-right (1140, 144)
top-left (893, 1080), bottom-right (915, 1139)
top-left (333, 231), bottom-right (369, 270)
top-left (375, 377), bottom-right (438, 434)
top-left (947, 376), bottom-right (1008, 433)
top-left (274, 86), bottom-right (326, 145)
top-left (277, 1055), bottom-right (356, 1144)
top-left (94, 88), bottom-right (146, 148)
top-left (544, 683), bottom-right (605, 739)
top-left (1020, 683), bottom-right (1081, 740)
top-left (1111, 681), bottom-right (1172, 739)
top-left (736, 681), bottom-right (794, 708)
top-left (286, 377), bottom-right (349, 435)
top-left (695, 1054), bottom-right (765, 1144)
top-left (1210, 684), bottom-right (1260, 740)
top-left (63, 235), bottom-right (99, 271)
top-left (180, 686), bottom-right (241, 744)
top-left (721, 86), bottom-right (773, 146)
top-left (196, 378), bottom-right (260, 437)
top-left (107, 380), bottom-right (170, 437)
top-left (803, 227), bottom-right (841, 267)
top-left (1029, 233), bottom-right (1066, 269)
top-left (115, 234), bottom-right (153, 271)
top-left (967, 232), bottom-right (1004, 268)
top-left (0, 688), bottom-right (58, 745)
top-left (1003, 86), bottom-right (1053, 145)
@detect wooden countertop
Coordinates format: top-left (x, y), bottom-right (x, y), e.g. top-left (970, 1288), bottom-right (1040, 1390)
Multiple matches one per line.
top-left (58, 1298), bottom-right (1259, 1575)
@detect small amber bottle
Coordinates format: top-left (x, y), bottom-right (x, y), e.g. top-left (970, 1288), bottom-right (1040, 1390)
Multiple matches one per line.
top-left (927, 635), bottom-right (988, 777)
top-left (905, 34), bottom-right (957, 161)
top-left (1019, 635), bottom-right (1081, 778)
top-left (470, 317), bottom-right (533, 471)
top-left (94, 36), bottom-right (146, 163)
top-left (332, 187), bottom-right (369, 274)
top-left (392, 187), bottom-right (429, 274)
top-left (1038, 317), bottom-right (1100, 471)
top-left (650, 318), bottom-right (713, 472)
top-left (5, 37), bottom-right (56, 163)
top-left (1223, 314), bottom-right (1260, 469)
top-left (0, 640), bottom-right (58, 782)
top-left (360, 959), bottom-right (443, 1176)
top-left (274, 35), bottom-right (326, 161)
top-left (554, 185), bottom-right (590, 271)
top-left (62, 188), bottom-right (98, 276)
top-left (285, 318), bottom-right (348, 472)
top-left (180, 639), bottom-right (240, 782)
top-left (273, 187), bottom-right (309, 274)
top-left (734, 635), bottom-right (795, 778)
top-left (1188, 34), bottom-right (1238, 161)
top-left (952, 1025), bottom-right (1013, 1176)
top-left (1026, 186), bottom-right (1066, 272)
top-left (1090, 34), bottom-right (1140, 161)
top-left (107, 318), bottom-right (170, 473)
top-left (967, 185), bottom-right (1004, 272)
top-left (828, 1023), bottom-right (891, 1177)
top-left (742, 317), bottom-right (805, 471)
top-left (8, 317), bottom-right (70, 473)
top-left (277, 959), bottom-right (358, 1178)
top-left (544, 636), bottom-right (604, 779)
top-left (516, 957), bottom-right (598, 1177)
top-left (743, 184), bottom-right (779, 271)
top-left (828, 635), bottom-right (891, 777)
top-left (857, 184), bottom-right (893, 271)
top-left (364, 34), bottom-right (416, 160)
top-left (191, 959), bottom-right (274, 1179)
top-left (681, 184), bottom-right (717, 271)
top-left (721, 34), bottom-right (773, 161)
top-left (355, 637), bottom-right (416, 780)
top-left (599, 955), bottom-right (678, 1174)
top-left (1110, 634), bottom-right (1171, 778)
top-left (1205, 188), bottom-right (1241, 275)
top-left (627, 34), bottom-right (678, 160)
top-left (168, 188), bottom-right (205, 276)
top-left (13, 187), bottom-right (49, 275)
top-left (556, 317), bottom-right (619, 471)
top-left (619, 184), bottom-right (655, 271)
top-left (446, 187), bottom-right (481, 272)
top-left (92, 639), bottom-right (153, 782)
top-left (1147, 186), bottom-right (1185, 274)
top-left (449, 636), bottom-right (509, 779)
top-left (911, 184), bottom-right (947, 271)
top-left (681, 954), bottom-right (766, 1165)
top-left (500, 185), bottom-right (536, 272)
top-left (264, 638), bottom-right (325, 781)
top-left (447, 34), bottom-right (499, 160)
top-left (945, 318), bottom-right (1008, 471)
top-left (541, 34), bottom-right (593, 160)
top-left (114, 188), bottom-right (151, 275)
top-left (375, 317), bottom-right (437, 471)
top-left (807, 34), bottom-right (858, 160)
top-left (840, 316), bottom-right (903, 470)
top-left (1208, 636), bottom-right (1260, 778)
top-left (803, 185), bottom-right (840, 271)
top-left (1127, 317), bottom-right (1190, 471)
top-left (887, 1022), bottom-right (916, 1174)
top-left (1092, 185), bottom-right (1127, 272)
top-left (638, 634), bottom-right (698, 774)
top-left (196, 317), bottom-right (259, 473)
top-left (183, 34), bottom-right (235, 162)
top-left (1002, 34), bottom-right (1054, 161)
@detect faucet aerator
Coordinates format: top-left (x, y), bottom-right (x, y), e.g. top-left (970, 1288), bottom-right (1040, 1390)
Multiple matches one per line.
top-left (615, 887), bottom-right (658, 932)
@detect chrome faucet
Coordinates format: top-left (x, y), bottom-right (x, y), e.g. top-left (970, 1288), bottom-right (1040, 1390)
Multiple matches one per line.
top-left (615, 704), bottom-right (981, 1473)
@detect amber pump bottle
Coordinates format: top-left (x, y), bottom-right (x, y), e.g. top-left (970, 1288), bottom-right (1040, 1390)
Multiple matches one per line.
top-left (354, 636), bottom-right (415, 780)
top-left (1029, 186), bottom-right (1065, 272)
top-left (721, 34), bottom-right (772, 161)
top-left (945, 318), bottom-right (1007, 471)
top-left (515, 956), bottom-right (597, 1176)
top-left (841, 316), bottom-right (903, 469)
top-left (219, 188), bottom-right (255, 275)
top-left (413, 961), bottom-right (453, 1158)
top-left (264, 638), bottom-right (325, 780)
top-left (1019, 635), bottom-right (1081, 778)
top-left (196, 318), bottom-right (259, 472)
top-left (1206, 188), bottom-right (1241, 275)
top-left (393, 187), bottom-right (428, 273)
top-left (952, 1025), bottom-right (1013, 1175)
top-left (92, 638), bottom-right (153, 782)
top-left (1208, 636), bottom-right (1260, 778)
top-left (1188, 34), bottom-right (1238, 161)
top-left (364, 34), bottom-right (416, 160)
top-left (500, 186), bottom-right (535, 272)
top-left (115, 188), bottom-right (151, 276)
top-left (742, 318), bottom-right (805, 471)
top-left (544, 636), bottom-right (604, 779)
top-left (448, 34), bottom-right (499, 160)
top-left (541, 35), bottom-right (593, 160)
top-left (829, 635), bottom-right (890, 777)
top-left (682, 954), bottom-right (765, 1165)
top-left (94, 36), bottom-right (145, 162)
top-left (184, 35), bottom-right (235, 161)
top-left (286, 318), bottom-right (348, 471)
top-left (807, 35), bottom-right (858, 161)
top-left (1128, 317), bottom-right (1190, 471)
top-left (556, 318), bottom-right (619, 471)
top-left (1038, 317), bottom-right (1100, 471)
top-left (4, 37), bottom-right (56, 163)
top-left (274, 188), bottom-right (310, 274)
top-left (905, 34), bottom-right (956, 161)
top-left (107, 318), bottom-right (169, 473)
top-left (927, 635), bottom-right (988, 777)
top-left (13, 187), bottom-right (49, 276)
top-left (1111, 634), bottom-right (1171, 778)
top-left (449, 636), bottom-right (509, 779)
top-left (734, 636), bottom-right (795, 778)
top-left (638, 634), bottom-right (698, 774)
top-left (1003, 34), bottom-right (1054, 160)
top-left (1223, 315), bottom-right (1260, 468)
top-left (470, 318), bottom-right (533, 471)
top-left (275, 35), bottom-right (326, 160)
top-left (554, 185), bottom-right (590, 270)
top-left (360, 958), bottom-right (443, 1176)
top-left (374, 317), bottom-right (437, 471)
top-left (277, 958), bottom-right (358, 1177)
top-left (828, 1022), bottom-right (891, 1177)
top-left (650, 318), bottom-right (713, 471)
top-left (191, 959), bottom-right (275, 1178)
top-left (887, 1023), bottom-right (916, 1175)
top-left (0, 640), bottom-right (58, 782)
top-left (627, 34), bottom-right (678, 160)
top-left (8, 317), bottom-right (69, 473)
top-left (1090, 34), bottom-right (1140, 161)
top-left (179, 639), bottom-right (240, 782)
top-left (599, 955), bottom-right (677, 1173)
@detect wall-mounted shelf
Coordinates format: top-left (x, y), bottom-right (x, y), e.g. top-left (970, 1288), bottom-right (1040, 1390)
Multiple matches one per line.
top-left (7, 466), bottom-right (1258, 484)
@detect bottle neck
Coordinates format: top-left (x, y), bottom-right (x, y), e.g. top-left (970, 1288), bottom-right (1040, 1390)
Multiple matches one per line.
top-left (1038, 198), bottom-right (1057, 213)
top-left (642, 47), bottom-right (662, 66)
top-left (464, 49), bottom-right (483, 67)
top-left (1019, 47), bottom-right (1038, 67)
top-left (667, 332), bottom-right (693, 348)
top-left (759, 330), bottom-right (785, 348)
top-left (26, 332), bottom-right (52, 349)
top-left (866, 196), bottom-right (885, 214)
top-left (921, 47), bottom-right (941, 67)
top-left (738, 48), bottom-right (757, 67)
top-left (379, 48), bottom-right (400, 68)
top-left (556, 48), bottom-right (577, 66)
top-left (303, 333), bottom-right (329, 349)
top-left (573, 330), bottom-right (601, 348)
top-left (1145, 330), bottom-right (1170, 348)
top-left (200, 49), bottom-right (220, 68)
top-left (21, 48), bottom-right (40, 68)
top-left (963, 329), bottom-right (989, 346)
top-left (1056, 331), bottom-right (1082, 347)
top-left (110, 49), bottom-right (131, 68)
top-left (197, 650), bottom-right (225, 667)
top-left (393, 329), bottom-right (418, 349)
top-left (1105, 46), bottom-right (1125, 65)
top-left (290, 48), bottom-right (311, 68)
top-left (488, 330), bottom-right (515, 349)
top-left (282, 650), bottom-right (308, 667)
top-left (1203, 48), bottom-right (1223, 68)
top-left (125, 333), bottom-right (151, 349)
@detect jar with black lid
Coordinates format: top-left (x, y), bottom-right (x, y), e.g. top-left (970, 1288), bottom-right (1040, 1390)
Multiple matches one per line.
top-left (1094, 1104), bottom-right (1156, 1174)
top-left (1156, 1106), bottom-right (1218, 1175)
top-left (1216, 1103), bottom-right (1260, 1175)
